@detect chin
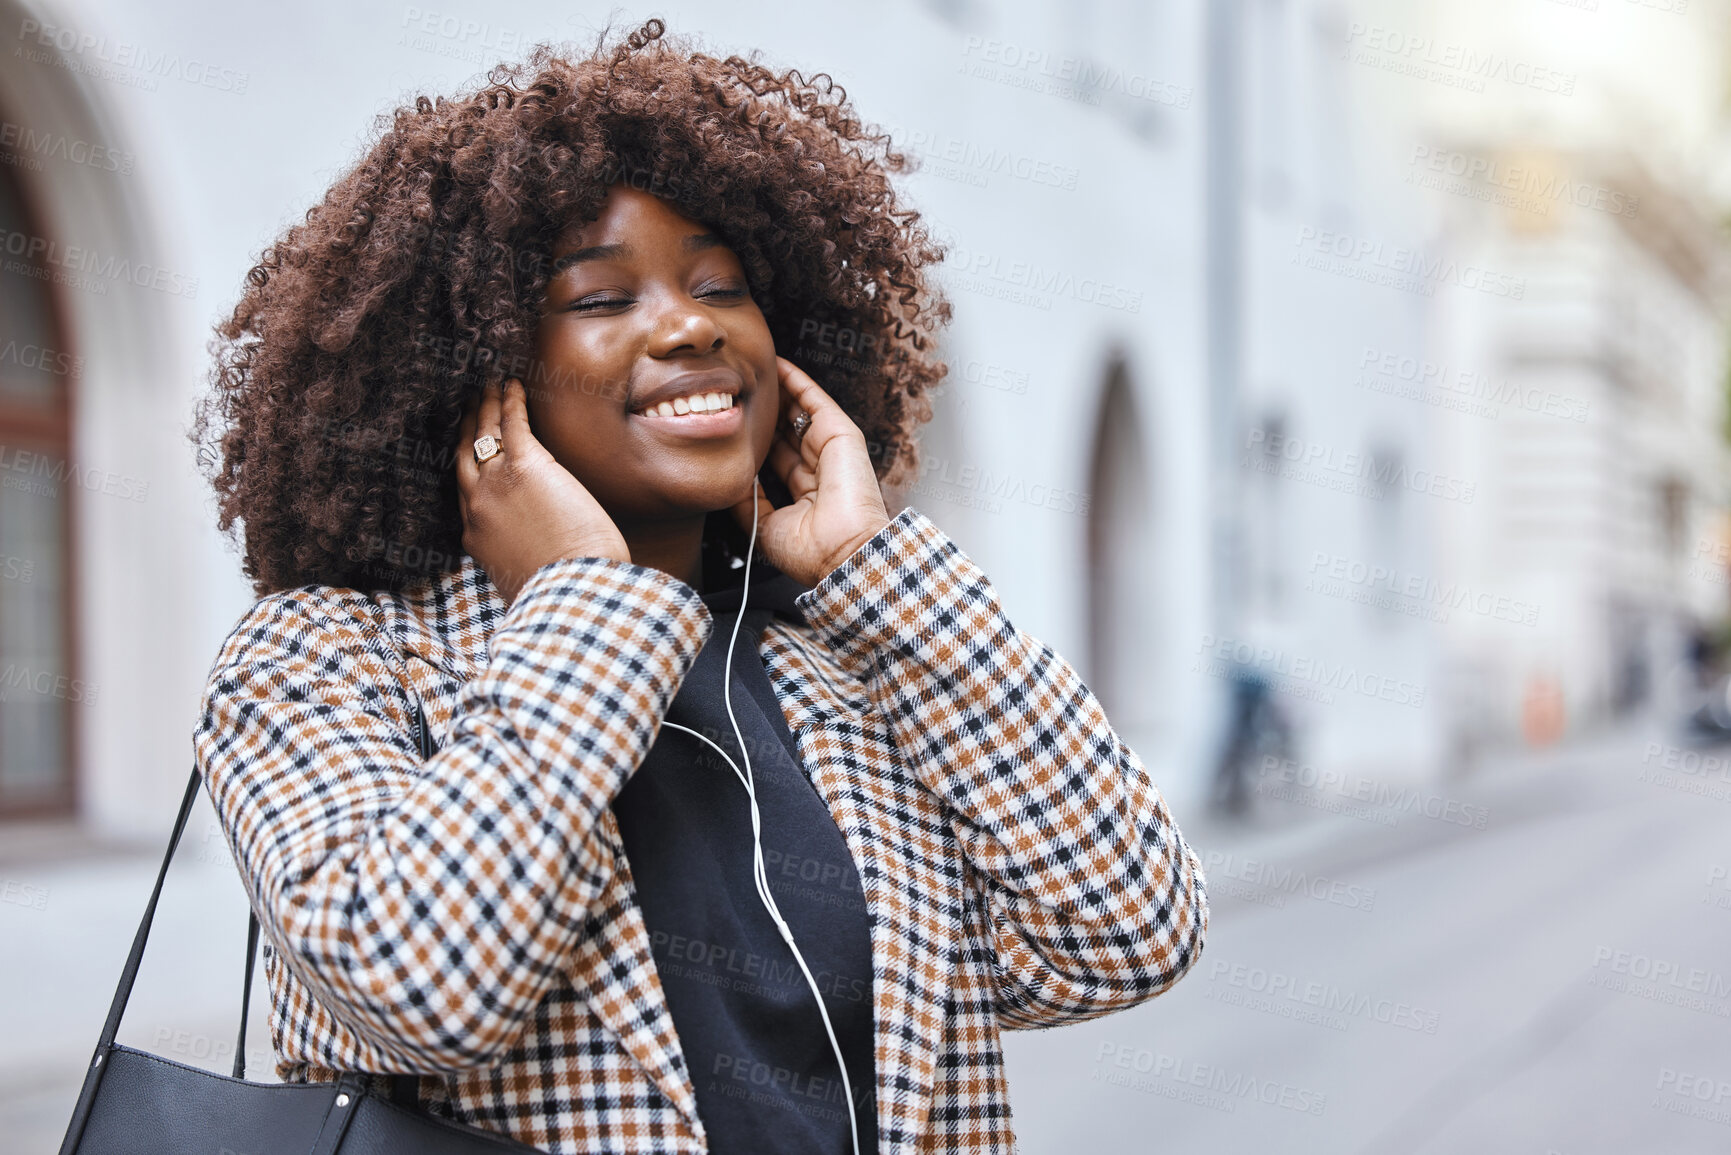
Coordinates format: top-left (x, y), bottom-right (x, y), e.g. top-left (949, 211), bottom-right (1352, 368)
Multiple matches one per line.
top-left (646, 475), bottom-right (758, 518)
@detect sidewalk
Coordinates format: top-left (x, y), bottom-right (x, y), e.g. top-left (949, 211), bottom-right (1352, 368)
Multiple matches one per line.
top-left (0, 794), bottom-right (272, 1154)
top-left (1160, 707), bottom-right (1690, 918)
top-left (1002, 713), bottom-right (1731, 1154)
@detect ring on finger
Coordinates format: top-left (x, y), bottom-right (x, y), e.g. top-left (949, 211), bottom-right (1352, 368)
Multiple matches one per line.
top-left (473, 435), bottom-right (502, 464)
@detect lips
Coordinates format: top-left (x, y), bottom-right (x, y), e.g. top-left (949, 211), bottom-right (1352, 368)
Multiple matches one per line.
top-left (629, 367), bottom-right (743, 416)
top-left (626, 367), bottom-right (748, 440)
top-left (629, 399), bottom-right (745, 439)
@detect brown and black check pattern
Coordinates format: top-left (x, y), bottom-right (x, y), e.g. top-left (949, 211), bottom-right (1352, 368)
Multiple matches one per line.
top-left (193, 506), bottom-right (1209, 1153)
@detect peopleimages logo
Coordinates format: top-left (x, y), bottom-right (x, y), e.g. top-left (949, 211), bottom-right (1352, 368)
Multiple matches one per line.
top-left (0, 662), bottom-right (97, 707)
top-left (1343, 23), bottom-right (1577, 96)
top-left (1306, 551), bottom-right (1540, 628)
top-left (0, 227), bottom-right (198, 298)
top-left (958, 36), bottom-right (1194, 110)
top-left (1244, 427), bottom-right (1477, 505)
top-left (0, 878), bottom-right (48, 911)
top-left (891, 125), bottom-right (1081, 191)
top-left (1356, 344), bottom-right (1590, 423)
top-left (1653, 1067), bottom-right (1731, 1129)
top-left (1707, 865), bottom-right (1731, 913)
top-left (1407, 146), bottom-right (1637, 220)
top-left (1637, 742), bottom-right (1731, 804)
top-left (1093, 1042), bottom-right (1327, 1116)
top-left (1206, 959), bottom-right (1442, 1035)
top-left (1293, 226), bottom-right (1525, 299)
top-left (0, 444), bottom-right (148, 503)
top-left (1589, 946), bottom-right (1731, 1016)
top-left (15, 18), bottom-right (249, 94)
top-left (914, 453), bottom-right (1091, 517)
top-left (1193, 634), bottom-right (1427, 709)
top-left (651, 930), bottom-right (870, 1005)
top-left (1258, 756), bottom-right (1491, 830)
top-left (0, 120), bottom-right (134, 175)
top-left (1200, 850), bottom-right (1377, 913)
top-left (0, 338), bottom-right (82, 380)
top-left (399, 7), bottom-right (527, 54)
top-left (942, 243), bottom-right (1144, 312)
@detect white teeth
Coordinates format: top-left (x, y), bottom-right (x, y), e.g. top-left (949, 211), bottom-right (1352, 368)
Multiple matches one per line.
top-left (640, 392), bottom-right (735, 417)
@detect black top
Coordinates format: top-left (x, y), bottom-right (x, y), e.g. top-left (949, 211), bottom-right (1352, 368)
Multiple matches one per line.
top-left (610, 544), bottom-right (879, 1155)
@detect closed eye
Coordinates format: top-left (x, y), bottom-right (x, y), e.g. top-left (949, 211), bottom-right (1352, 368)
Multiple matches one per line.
top-left (566, 286), bottom-right (745, 312)
top-left (697, 279), bottom-right (749, 300)
top-left (568, 295), bottom-right (632, 313)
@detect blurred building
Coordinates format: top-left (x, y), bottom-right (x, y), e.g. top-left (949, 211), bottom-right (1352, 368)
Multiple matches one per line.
top-left (0, 0), bottom-right (1728, 841)
top-left (1423, 145), bottom-right (1731, 746)
top-left (1373, 0), bottom-right (1731, 754)
top-left (1214, 0), bottom-right (1731, 783)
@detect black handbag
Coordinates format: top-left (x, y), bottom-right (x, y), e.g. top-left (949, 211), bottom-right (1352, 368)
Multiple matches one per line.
top-left (58, 687), bottom-right (547, 1154)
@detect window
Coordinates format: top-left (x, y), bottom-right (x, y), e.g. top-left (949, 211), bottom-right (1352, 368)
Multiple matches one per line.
top-left (0, 163), bottom-right (76, 815)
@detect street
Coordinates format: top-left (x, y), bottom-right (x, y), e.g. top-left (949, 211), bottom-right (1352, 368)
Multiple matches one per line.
top-left (1004, 722), bottom-right (1731, 1154)
top-left (4, 721), bottom-right (1728, 1153)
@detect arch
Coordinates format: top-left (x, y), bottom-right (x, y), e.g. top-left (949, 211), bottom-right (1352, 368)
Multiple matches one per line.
top-left (0, 0), bottom-right (208, 835)
top-left (1084, 350), bottom-right (1160, 738)
top-left (0, 155), bottom-right (76, 815)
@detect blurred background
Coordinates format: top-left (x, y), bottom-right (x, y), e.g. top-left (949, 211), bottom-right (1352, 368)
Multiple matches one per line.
top-left (2, 0), bottom-right (1730, 1150)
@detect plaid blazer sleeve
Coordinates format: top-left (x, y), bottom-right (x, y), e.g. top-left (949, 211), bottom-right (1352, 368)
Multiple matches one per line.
top-left (794, 506), bottom-right (1209, 1029)
top-left (193, 556), bottom-right (712, 1071)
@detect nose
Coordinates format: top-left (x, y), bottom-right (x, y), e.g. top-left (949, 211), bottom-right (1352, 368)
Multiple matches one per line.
top-left (646, 292), bottom-right (725, 358)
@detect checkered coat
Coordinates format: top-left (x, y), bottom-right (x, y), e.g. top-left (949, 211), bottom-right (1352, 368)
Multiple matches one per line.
top-left (193, 505), bottom-right (1209, 1153)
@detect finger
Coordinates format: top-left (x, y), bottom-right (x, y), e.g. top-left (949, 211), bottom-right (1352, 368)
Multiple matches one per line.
top-left (456, 392), bottom-right (480, 499)
top-left (775, 357), bottom-right (859, 463)
top-left (478, 376), bottom-right (503, 442)
top-left (776, 357), bottom-right (846, 427)
top-left (764, 437), bottom-right (816, 501)
top-left (769, 397), bottom-right (820, 484)
top-left (774, 369), bottom-right (819, 460)
top-left (498, 378), bottom-right (541, 462)
top-left (778, 379), bottom-right (810, 443)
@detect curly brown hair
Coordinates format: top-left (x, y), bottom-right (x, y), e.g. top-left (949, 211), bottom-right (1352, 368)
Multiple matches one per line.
top-left (191, 18), bottom-right (950, 596)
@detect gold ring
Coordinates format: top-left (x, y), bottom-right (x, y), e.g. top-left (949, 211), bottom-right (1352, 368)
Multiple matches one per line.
top-left (473, 435), bottom-right (501, 464)
top-left (790, 410), bottom-right (811, 440)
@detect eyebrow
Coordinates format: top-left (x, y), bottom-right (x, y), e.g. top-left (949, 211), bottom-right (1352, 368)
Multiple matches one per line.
top-left (548, 232), bottom-right (728, 278)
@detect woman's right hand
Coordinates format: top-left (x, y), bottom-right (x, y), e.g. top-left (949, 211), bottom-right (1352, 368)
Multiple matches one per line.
top-left (457, 377), bottom-right (631, 606)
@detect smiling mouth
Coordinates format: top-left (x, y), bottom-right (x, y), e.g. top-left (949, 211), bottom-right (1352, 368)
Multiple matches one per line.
top-left (631, 391), bottom-right (739, 419)
top-left (629, 392), bottom-right (745, 439)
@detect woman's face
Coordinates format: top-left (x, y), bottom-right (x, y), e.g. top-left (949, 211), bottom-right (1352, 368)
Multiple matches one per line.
top-left (528, 184), bottom-right (780, 530)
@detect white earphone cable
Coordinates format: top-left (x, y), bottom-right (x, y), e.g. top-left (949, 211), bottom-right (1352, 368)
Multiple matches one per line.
top-left (657, 485), bottom-right (861, 1155)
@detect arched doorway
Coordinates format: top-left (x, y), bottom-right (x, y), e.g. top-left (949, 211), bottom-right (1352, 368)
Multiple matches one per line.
top-left (0, 162), bottom-right (76, 816)
top-left (0, 0), bottom-right (203, 836)
top-left (1085, 354), bottom-right (1160, 738)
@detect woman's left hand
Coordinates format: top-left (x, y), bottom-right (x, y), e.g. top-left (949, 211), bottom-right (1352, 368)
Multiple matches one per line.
top-left (731, 356), bottom-right (892, 589)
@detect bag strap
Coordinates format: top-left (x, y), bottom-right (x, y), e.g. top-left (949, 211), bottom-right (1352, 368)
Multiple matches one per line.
top-left (76, 683), bottom-right (440, 1093)
top-left (232, 901), bottom-right (260, 1076)
top-left (57, 602), bottom-right (444, 1155)
top-left (93, 764), bottom-right (206, 1059)
top-left (57, 761), bottom-right (205, 1154)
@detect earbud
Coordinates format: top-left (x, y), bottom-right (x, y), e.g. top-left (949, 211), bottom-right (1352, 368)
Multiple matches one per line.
top-left (660, 488), bottom-right (861, 1155)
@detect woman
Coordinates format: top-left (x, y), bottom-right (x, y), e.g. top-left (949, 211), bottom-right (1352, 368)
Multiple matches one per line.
top-left (190, 19), bottom-right (1208, 1155)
